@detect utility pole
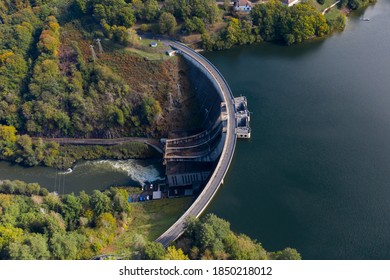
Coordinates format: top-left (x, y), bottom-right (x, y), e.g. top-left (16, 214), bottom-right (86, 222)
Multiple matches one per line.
top-left (90, 45), bottom-right (97, 61)
top-left (96, 38), bottom-right (103, 54)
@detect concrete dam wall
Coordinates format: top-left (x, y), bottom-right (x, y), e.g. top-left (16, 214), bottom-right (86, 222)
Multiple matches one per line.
top-left (164, 51), bottom-right (227, 197)
top-left (183, 56), bottom-right (223, 131)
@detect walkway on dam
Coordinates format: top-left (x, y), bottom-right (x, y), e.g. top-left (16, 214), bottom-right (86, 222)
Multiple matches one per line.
top-left (34, 137), bottom-right (164, 153)
top-left (155, 41), bottom-right (237, 247)
top-left (164, 123), bottom-right (223, 160)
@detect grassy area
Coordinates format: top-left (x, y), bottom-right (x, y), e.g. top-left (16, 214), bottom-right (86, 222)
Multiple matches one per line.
top-left (312, 0), bottom-right (339, 12)
top-left (325, 6), bottom-right (342, 21)
top-left (137, 197), bottom-right (194, 240)
top-left (308, 0), bottom-right (343, 23)
top-left (138, 38), bottom-right (167, 50)
top-left (123, 38), bottom-right (171, 61)
top-left (124, 47), bottom-right (167, 60)
top-left (105, 196), bottom-right (194, 256)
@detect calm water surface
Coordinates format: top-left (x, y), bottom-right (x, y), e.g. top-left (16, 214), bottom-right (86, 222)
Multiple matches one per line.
top-left (205, 0), bottom-right (390, 259)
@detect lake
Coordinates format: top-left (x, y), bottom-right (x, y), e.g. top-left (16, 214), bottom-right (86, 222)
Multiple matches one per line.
top-left (204, 0), bottom-right (390, 259)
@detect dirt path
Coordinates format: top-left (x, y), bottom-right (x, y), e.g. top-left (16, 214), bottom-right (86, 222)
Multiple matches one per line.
top-left (323, 0), bottom-right (341, 15)
top-left (34, 137), bottom-right (164, 153)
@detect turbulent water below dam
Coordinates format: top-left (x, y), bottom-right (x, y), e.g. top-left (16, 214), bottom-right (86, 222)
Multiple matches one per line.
top-left (0, 159), bottom-right (164, 194)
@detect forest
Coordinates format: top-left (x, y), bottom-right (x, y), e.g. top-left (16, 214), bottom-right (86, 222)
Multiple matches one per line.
top-left (0, 124), bottom-right (158, 167)
top-left (0, 180), bottom-right (301, 260)
top-left (0, 0), bottom-right (376, 146)
top-left (0, 0), bottom-right (173, 142)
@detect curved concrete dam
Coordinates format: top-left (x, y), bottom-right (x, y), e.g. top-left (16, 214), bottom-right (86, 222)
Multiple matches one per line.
top-left (155, 41), bottom-right (237, 247)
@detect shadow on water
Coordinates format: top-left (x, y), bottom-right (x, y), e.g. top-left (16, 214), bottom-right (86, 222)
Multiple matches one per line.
top-left (205, 38), bottom-right (327, 64)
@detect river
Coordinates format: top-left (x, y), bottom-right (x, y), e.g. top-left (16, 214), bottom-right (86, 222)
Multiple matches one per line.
top-left (204, 0), bottom-right (390, 259)
top-left (0, 159), bottom-right (164, 194)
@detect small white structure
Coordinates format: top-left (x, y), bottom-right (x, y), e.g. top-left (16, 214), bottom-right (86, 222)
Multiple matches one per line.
top-left (152, 191), bottom-right (162, 199)
top-left (150, 42), bottom-right (158, 48)
top-left (236, 126), bottom-right (251, 138)
top-left (234, 0), bottom-right (253, 12)
top-left (166, 50), bottom-right (177, 56)
top-left (234, 96), bottom-right (251, 139)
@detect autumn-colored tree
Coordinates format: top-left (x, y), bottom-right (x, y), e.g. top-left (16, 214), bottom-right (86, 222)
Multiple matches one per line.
top-left (37, 16), bottom-right (61, 56)
top-left (0, 125), bottom-right (17, 143)
top-left (164, 246), bottom-right (189, 260)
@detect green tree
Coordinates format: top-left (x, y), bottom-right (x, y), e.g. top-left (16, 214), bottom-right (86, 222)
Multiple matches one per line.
top-left (142, 241), bottom-right (166, 260)
top-left (112, 188), bottom-right (131, 214)
top-left (61, 193), bottom-right (83, 230)
top-left (90, 190), bottom-right (112, 217)
top-left (143, 0), bottom-right (159, 22)
top-left (270, 247), bottom-right (301, 260)
top-left (26, 183), bottom-right (40, 196)
top-left (141, 97), bottom-right (162, 125)
top-left (49, 231), bottom-right (85, 260)
top-left (0, 225), bottom-right (24, 258)
top-left (8, 233), bottom-right (50, 260)
top-left (96, 212), bottom-right (116, 232)
top-left (159, 12), bottom-right (177, 35)
top-left (132, 0), bottom-right (145, 19)
top-left (251, 1), bottom-right (329, 45)
top-left (92, 0), bottom-right (136, 28)
top-left (225, 233), bottom-right (268, 260)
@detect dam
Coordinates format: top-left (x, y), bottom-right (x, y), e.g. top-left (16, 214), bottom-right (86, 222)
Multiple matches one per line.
top-left (155, 41), bottom-right (250, 247)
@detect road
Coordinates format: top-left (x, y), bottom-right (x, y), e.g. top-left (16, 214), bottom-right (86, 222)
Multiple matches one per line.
top-left (155, 41), bottom-right (237, 247)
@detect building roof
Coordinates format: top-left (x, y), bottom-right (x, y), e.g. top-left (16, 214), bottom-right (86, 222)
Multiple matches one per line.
top-left (237, 0), bottom-right (253, 7)
top-left (236, 127), bottom-right (251, 134)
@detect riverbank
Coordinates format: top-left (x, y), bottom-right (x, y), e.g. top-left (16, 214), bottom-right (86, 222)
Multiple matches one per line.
top-left (54, 142), bottom-right (161, 169)
top-left (0, 124), bottom-right (163, 169)
top-left (180, 0), bottom-right (375, 51)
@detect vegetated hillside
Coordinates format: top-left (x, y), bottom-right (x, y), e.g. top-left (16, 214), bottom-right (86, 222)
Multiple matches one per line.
top-left (0, 0), bottom-right (377, 143)
top-left (0, 180), bottom-right (300, 260)
top-left (0, 0), bottom-right (198, 140)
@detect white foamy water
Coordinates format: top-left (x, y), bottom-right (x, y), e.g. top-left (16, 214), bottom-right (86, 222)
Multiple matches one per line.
top-left (79, 159), bottom-right (163, 185)
top-left (58, 168), bottom-right (73, 175)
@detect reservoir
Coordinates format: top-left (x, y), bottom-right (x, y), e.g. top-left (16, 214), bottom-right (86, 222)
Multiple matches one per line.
top-left (205, 0), bottom-right (390, 259)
